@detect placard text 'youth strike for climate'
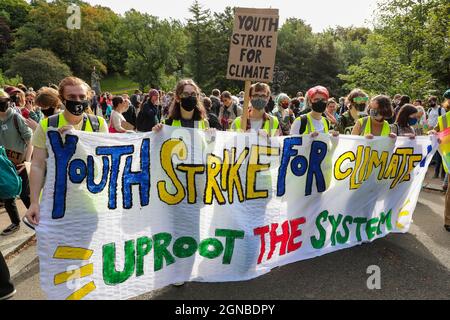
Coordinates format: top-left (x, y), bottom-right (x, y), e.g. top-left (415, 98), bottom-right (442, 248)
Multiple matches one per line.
top-left (227, 8), bottom-right (279, 82)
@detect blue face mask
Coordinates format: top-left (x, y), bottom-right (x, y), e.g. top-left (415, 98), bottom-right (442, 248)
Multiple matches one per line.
top-left (408, 118), bottom-right (418, 126)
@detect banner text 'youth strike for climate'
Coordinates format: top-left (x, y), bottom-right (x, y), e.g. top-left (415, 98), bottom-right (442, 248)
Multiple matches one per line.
top-left (48, 131), bottom-right (424, 220)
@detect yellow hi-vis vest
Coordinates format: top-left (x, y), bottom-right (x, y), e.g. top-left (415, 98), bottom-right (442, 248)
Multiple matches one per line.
top-left (292, 113), bottom-right (330, 135)
top-left (438, 111), bottom-right (450, 132)
top-left (163, 119), bottom-right (207, 129)
top-left (358, 116), bottom-right (390, 136)
top-left (40, 112), bottom-right (101, 132)
top-left (232, 115), bottom-right (279, 136)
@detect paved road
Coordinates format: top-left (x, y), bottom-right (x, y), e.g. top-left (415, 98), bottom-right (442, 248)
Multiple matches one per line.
top-left (9, 188), bottom-right (450, 300)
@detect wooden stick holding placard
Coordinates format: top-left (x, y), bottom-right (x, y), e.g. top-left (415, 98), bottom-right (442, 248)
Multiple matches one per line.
top-left (241, 80), bottom-right (251, 132)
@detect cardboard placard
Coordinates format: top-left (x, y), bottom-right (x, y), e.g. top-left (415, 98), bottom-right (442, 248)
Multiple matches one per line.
top-left (226, 8), bottom-right (279, 82)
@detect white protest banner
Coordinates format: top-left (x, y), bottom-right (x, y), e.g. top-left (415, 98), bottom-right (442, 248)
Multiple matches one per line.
top-left (37, 127), bottom-right (437, 300)
top-left (226, 8), bottom-right (279, 82)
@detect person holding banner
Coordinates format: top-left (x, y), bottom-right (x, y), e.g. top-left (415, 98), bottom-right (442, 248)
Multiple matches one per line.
top-left (290, 85), bottom-right (339, 137)
top-left (428, 89), bottom-right (450, 232)
top-left (25, 77), bottom-right (108, 227)
top-left (230, 82), bottom-right (280, 136)
top-left (153, 79), bottom-right (209, 131)
top-left (351, 95), bottom-right (396, 139)
top-left (336, 89), bottom-right (369, 135)
top-left (390, 104), bottom-right (420, 138)
top-left (153, 79), bottom-right (210, 287)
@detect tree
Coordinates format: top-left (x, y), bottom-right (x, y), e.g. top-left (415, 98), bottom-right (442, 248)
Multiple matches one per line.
top-left (13, 0), bottom-right (117, 79)
top-left (6, 48), bottom-right (72, 89)
top-left (204, 7), bottom-right (242, 93)
top-left (310, 33), bottom-right (345, 97)
top-left (121, 10), bottom-right (187, 90)
top-left (275, 18), bottom-right (316, 96)
top-left (339, 34), bottom-right (436, 97)
top-left (0, 0), bottom-right (30, 30)
top-left (0, 16), bottom-right (13, 70)
top-left (339, 0), bottom-right (448, 98)
top-left (186, 1), bottom-right (214, 88)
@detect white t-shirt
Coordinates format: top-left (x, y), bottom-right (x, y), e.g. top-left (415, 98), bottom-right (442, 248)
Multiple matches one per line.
top-left (290, 116), bottom-right (325, 135)
top-left (428, 106), bottom-right (445, 129)
top-left (110, 110), bottom-right (126, 131)
top-left (249, 119), bottom-right (263, 131)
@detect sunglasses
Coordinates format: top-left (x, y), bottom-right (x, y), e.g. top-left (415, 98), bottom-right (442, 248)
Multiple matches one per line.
top-left (180, 92), bottom-right (197, 98)
top-left (353, 96), bottom-right (369, 103)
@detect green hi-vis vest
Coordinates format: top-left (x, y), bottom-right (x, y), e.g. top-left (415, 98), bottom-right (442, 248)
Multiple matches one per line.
top-left (438, 111), bottom-right (450, 132)
top-left (232, 115), bottom-right (279, 136)
top-left (358, 116), bottom-right (390, 136)
top-left (40, 112), bottom-right (101, 132)
top-left (163, 119), bottom-right (207, 129)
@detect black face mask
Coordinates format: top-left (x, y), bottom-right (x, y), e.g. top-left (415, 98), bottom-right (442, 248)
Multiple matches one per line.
top-left (180, 96), bottom-right (197, 112)
top-left (64, 100), bottom-right (89, 116)
top-left (0, 101), bottom-right (9, 112)
top-left (41, 107), bottom-right (55, 117)
top-left (311, 100), bottom-right (327, 113)
top-left (355, 104), bottom-right (366, 112)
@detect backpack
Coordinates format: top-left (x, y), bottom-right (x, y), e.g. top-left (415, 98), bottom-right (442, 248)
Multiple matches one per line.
top-left (0, 146), bottom-right (22, 199)
top-left (233, 104), bottom-right (238, 117)
top-left (427, 106), bottom-right (445, 117)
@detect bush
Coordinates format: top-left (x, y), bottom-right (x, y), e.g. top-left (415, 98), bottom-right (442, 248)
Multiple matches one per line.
top-left (0, 69), bottom-right (22, 87)
top-left (6, 48), bottom-right (72, 89)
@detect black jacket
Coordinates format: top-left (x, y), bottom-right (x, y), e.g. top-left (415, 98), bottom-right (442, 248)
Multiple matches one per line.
top-left (136, 101), bottom-right (159, 132)
top-left (210, 96), bottom-right (221, 116)
top-left (208, 112), bottom-right (222, 130)
top-left (123, 105), bottom-right (137, 127)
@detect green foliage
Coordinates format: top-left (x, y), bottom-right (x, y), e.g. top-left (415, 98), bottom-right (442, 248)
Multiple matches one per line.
top-left (0, 16), bottom-right (13, 70)
top-left (120, 10), bottom-right (187, 91)
top-left (0, 69), bottom-right (22, 87)
top-left (186, 5), bottom-right (241, 93)
top-left (0, 0), bottom-right (30, 30)
top-left (339, 0), bottom-right (448, 99)
top-left (186, 1), bottom-right (212, 87)
top-left (275, 19), bottom-right (350, 97)
top-left (6, 48), bottom-right (72, 89)
top-left (0, 0), bottom-right (446, 100)
top-left (13, 0), bottom-right (121, 79)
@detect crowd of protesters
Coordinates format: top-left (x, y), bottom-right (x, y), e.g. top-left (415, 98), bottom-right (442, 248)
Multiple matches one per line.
top-left (0, 75), bottom-right (449, 299)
